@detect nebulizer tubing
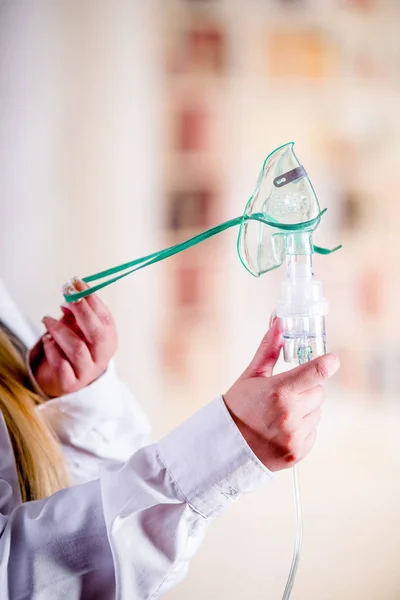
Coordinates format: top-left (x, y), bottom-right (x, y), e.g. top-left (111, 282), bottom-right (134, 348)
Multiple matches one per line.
top-left (282, 464), bottom-right (303, 600)
top-left (277, 236), bottom-right (328, 600)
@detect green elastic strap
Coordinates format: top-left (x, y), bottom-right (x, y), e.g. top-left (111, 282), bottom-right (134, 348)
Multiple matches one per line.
top-left (64, 208), bottom-right (340, 302)
top-left (313, 244), bottom-right (342, 255)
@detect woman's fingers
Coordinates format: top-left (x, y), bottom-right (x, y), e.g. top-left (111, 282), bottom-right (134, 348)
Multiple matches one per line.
top-left (72, 278), bottom-right (113, 324)
top-left (295, 385), bottom-right (325, 418)
top-left (42, 334), bottom-right (76, 390)
top-left (277, 353), bottom-right (340, 394)
top-left (42, 317), bottom-right (93, 378)
top-left (63, 278), bottom-right (116, 364)
top-left (60, 306), bottom-right (86, 338)
top-left (301, 408), bottom-right (322, 432)
top-left (67, 278), bottom-right (113, 325)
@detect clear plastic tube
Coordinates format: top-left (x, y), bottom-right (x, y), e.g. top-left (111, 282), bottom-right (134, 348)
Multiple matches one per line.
top-left (282, 465), bottom-right (303, 600)
top-left (281, 350), bottom-right (310, 600)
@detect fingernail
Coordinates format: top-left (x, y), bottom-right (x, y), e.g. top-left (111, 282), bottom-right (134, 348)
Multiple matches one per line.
top-left (71, 276), bottom-right (85, 297)
top-left (42, 316), bottom-right (57, 326)
top-left (63, 283), bottom-right (76, 296)
top-left (62, 281), bottom-right (82, 303)
top-left (270, 317), bottom-right (282, 336)
top-left (42, 332), bottom-right (52, 342)
top-left (269, 313), bottom-right (281, 331)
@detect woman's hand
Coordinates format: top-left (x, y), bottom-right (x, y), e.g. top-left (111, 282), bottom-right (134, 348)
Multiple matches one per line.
top-left (30, 279), bottom-right (118, 398)
top-left (223, 319), bottom-right (339, 472)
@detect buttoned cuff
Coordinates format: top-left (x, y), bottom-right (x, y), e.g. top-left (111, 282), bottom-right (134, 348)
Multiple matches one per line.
top-left (157, 396), bottom-right (273, 519)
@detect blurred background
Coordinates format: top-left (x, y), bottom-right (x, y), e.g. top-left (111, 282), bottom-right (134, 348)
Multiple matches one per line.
top-left (1, 0), bottom-right (400, 598)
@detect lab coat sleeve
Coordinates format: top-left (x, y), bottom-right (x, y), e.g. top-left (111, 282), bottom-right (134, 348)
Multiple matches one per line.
top-left (36, 360), bottom-right (152, 485)
top-left (0, 397), bottom-right (273, 600)
top-left (26, 317), bottom-right (151, 483)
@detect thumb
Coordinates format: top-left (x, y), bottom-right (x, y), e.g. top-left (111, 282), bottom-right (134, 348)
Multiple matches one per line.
top-left (242, 318), bottom-right (283, 380)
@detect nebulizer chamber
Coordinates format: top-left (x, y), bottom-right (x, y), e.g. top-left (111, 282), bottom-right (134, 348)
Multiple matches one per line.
top-left (277, 231), bottom-right (328, 365)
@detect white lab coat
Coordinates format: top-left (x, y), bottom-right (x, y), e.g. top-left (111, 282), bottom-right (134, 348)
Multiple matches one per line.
top-left (0, 280), bottom-right (272, 599)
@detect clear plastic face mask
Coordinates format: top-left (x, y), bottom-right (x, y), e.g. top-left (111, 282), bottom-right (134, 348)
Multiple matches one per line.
top-left (237, 142), bottom-right (322, 276)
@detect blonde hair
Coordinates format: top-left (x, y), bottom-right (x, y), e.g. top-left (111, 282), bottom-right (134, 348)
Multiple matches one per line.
top-left (0, 329), bottom-right (70, 502)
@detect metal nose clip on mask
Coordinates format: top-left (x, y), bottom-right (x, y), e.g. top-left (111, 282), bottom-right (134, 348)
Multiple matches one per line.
top-left (63, 143), bottom-right (341, 600)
